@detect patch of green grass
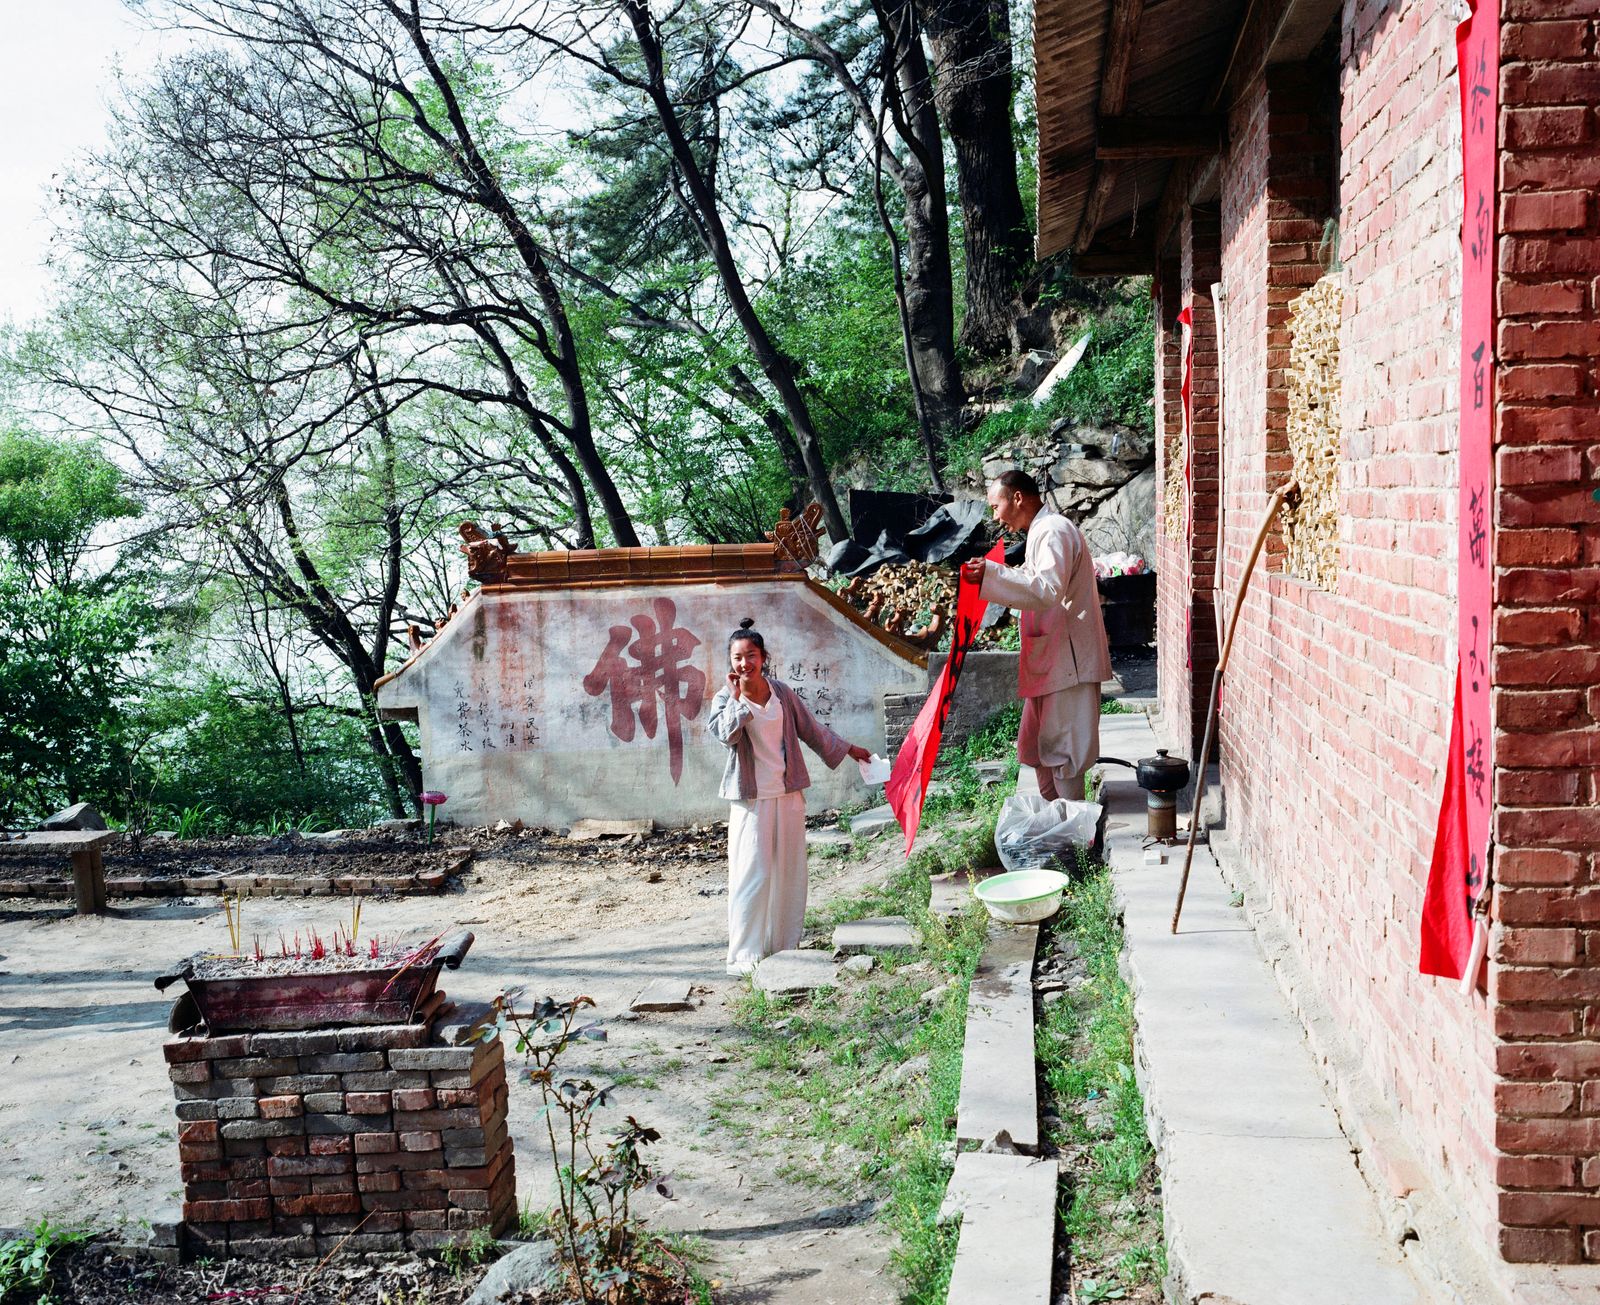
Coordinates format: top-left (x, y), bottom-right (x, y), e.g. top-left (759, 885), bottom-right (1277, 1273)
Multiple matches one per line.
top-left (1036, 855), bottom-right (1166, 1297)
top-left (728, 870), bottom-right (991, 1302)
top-left (607, 1068), bottom-right (661, 1091)
top-left (1100, 697), bottom-right (1137, 715)
top-left (914, 702), bottom-right (1022, 828)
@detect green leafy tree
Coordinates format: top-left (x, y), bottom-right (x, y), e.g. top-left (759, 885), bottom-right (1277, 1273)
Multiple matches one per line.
top-left (0, 430), bottom-right (147, 824)
top-left (0, 429), bottom-right (140, 590)
top-left (142, 676), bottom-right (389, 832)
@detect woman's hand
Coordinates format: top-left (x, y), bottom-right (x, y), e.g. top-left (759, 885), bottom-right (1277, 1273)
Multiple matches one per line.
top-left (726, 671), bottom-right (743, 700)
top-left (846, 744), bottom-right (872, 763)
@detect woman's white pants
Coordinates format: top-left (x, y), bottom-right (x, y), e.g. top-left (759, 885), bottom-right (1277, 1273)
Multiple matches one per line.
top-left (726, 791), bottom-right (808, 975)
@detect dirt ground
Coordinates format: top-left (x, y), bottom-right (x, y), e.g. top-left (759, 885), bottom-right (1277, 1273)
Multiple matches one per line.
top-left (0, 820), bottom-right (903, 1304)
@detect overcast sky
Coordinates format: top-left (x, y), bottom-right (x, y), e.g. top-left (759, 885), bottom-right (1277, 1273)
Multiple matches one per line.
top-left (0, 1), bottom-right (181, 327)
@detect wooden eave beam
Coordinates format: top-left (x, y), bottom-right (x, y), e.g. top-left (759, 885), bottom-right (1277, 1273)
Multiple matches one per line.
top-left (1266, 0), bottom-right (1343, 64)
top-left (1074, 0), bottom-right (1145, 251)
top-left (1095, 115), bottom-right (1225, 160)
top-left (1074, 248), bottom-right (1157, 275)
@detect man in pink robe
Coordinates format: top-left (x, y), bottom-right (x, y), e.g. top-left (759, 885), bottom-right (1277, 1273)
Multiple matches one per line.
top-left (963, 470), bottom-right (1113, 801)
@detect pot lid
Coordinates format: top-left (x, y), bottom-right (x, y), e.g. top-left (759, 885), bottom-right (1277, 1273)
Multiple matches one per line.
top-left (1137, 748), bottom-right (1190, 785)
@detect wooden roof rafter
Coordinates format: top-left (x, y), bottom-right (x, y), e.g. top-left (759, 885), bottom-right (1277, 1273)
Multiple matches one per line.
top-left (1034, 0), bottom-right (1250, 266)
top-left (1096, 115), bottom-right (1227, 160)
top-left (1074, 0), bottom-right (1147, 252)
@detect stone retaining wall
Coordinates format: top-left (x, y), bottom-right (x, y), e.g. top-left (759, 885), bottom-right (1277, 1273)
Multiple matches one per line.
top-left (164, 1018), bottom-right (515, 1257)
top-left (0, 862), bottom-right (461, 900)
top-left (883, 651), bottom-right (1020, 755)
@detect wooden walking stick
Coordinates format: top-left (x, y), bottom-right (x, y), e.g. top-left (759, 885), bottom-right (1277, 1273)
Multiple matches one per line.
top-left (1171, 480), bottom-right (1299, 933)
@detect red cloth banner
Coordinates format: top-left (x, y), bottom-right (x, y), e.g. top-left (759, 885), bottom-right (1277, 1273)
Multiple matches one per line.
top-left (1421, 0), bottom-right (1498, 981)
top-left (1177, 306), bottom-right (1195, 538)
top-left (1177, 306), bottom-right (1194, 669)
top-left (886, 542), bottom-right (1005, 855)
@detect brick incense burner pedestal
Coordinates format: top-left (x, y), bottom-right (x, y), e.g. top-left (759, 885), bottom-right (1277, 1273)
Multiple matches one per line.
top-left (164, 1013), bottom-right (515, 1258)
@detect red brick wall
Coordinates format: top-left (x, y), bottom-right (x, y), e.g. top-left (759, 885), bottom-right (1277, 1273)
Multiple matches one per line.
top-left (1487, 6), bottom-right (1600, 1266)
top-left (1178, 0), bottom-right (1500, 1250)
top-left (166, 1022), bottom-right (515, 1257)
top-left (1155, 216), bottom-right (1223, 756)
top-left (1155, 259), bottom-right (1193, 741)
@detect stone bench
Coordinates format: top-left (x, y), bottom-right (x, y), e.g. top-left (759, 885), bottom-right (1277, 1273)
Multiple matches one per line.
top-left (0, 829), bottom-right (113, 913)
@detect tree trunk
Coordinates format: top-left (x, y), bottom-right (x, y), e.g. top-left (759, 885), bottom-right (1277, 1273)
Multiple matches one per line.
top-left (916, 0), bottom-right (1033, 358)
top-left (883, 0), bottom-right (966, 444)
top-left (624, 0), bottom-right (849, 544)
top-left (396, 2), bottom-right (641, 548)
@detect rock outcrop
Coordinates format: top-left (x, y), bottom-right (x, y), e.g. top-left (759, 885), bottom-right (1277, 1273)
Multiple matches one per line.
top-left (962, 419), bottom-right (1157, 564)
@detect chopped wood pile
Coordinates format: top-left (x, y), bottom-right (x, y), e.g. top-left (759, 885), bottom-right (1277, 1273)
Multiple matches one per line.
top-left (1282, 274), bottom-right (1343, 589)
top-left (836, 561), bottom-right (1012, 651)
top-left (837, 561), bottom-right (955, 649)
top-left (1162, 430), bottom-right (1185, 541)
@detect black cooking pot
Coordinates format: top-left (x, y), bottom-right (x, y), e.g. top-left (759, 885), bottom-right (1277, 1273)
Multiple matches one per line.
top-left (1097, 749), bottom-right (1192, 793)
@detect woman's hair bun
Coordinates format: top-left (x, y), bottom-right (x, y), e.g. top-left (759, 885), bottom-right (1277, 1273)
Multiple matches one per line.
top-left (738, 617), bottom-right (756, 630)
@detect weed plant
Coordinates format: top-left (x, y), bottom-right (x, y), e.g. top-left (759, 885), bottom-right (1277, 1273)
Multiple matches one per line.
top-left (0, 1218), bottom-right (87, 1304)
top-left (477, 995), bottom-right (703, 1304)
top-left (1035, 855), bottom-right (1165, 1297)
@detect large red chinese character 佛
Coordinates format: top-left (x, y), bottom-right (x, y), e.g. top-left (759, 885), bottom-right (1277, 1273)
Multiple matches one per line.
top-left (582, 597), bottom-right (707, 784)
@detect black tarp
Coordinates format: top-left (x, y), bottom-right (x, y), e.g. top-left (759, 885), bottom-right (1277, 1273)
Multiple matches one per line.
top-left (827, 499), bottom-right (994, 578)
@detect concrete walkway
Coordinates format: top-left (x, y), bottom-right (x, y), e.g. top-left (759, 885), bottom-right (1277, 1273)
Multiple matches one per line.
top-left (1098, 713), bottom-right (1433, 1305)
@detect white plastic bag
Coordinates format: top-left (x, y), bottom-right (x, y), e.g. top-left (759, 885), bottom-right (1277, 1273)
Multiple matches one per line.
top-left (994, 794), bottom-right (1102, 871)
top-left (857, 753), bottom-right (892, 785)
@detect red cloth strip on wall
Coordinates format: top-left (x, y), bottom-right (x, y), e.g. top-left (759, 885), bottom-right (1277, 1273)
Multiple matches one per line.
top-left (1420, 0), bottom-right (1497, 982)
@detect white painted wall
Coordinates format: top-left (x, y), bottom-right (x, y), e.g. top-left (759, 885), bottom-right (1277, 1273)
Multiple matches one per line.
top-left (377, 580), bottom-right (926, 829)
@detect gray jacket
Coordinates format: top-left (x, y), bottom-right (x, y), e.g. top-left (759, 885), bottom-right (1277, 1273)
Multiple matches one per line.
top-left (706, 678), bottom-right (852, 801)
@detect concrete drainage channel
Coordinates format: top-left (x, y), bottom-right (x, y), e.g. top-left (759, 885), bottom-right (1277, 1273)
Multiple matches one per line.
top-left (745, 863), bottom-right (1061, 1304)
top-left (942, 917), bottom-right (1059, 1304)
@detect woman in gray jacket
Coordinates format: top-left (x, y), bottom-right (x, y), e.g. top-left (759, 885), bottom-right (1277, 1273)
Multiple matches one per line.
top-left (707, 619), bottom-right (872, 976)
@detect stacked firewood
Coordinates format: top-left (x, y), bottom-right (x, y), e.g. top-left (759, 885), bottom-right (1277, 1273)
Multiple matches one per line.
top-left (837, 561), bottom-right (1015, 650)
top-left (1282, 274), bottom-right (1343, 590)
top-left (838, 561), bottom-right (955, 648)
top-left (1161, 431), bottom-right (1185, 541)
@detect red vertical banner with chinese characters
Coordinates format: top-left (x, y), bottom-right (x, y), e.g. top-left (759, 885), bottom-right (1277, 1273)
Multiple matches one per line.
top-left (1178, 306), bottom-right (1195, 536)
top-left (1177, 306), bottom-right (1195, 668)
top-left (1420, 0), bottom-right (1497, 982)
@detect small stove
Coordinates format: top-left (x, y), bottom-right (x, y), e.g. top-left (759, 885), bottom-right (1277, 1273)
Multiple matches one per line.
top-left (1099, 749), bottom-right (1191, 842)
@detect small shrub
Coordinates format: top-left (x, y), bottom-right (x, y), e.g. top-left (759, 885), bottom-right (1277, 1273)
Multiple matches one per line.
top-left (0, 1218), bottom-right (88, 1304)
top-left (171, 803), bottom-right (219, 840)
top-left (477, 995), bottom-right (694, 1304)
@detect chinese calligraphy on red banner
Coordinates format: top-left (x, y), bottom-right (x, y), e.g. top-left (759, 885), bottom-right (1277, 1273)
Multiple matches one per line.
top-left (1420, 0), bottom-right (1498, 984)
top-left (583, 596), bottom-right (708, 785)
top-left (1177, 305), bottom-right (1194, 541)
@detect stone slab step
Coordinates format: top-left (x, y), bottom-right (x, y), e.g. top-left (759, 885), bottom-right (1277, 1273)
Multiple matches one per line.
top-left (941, 1151), bottom-right (1056, 1304)
top-left (754, 950), bottom-right (838, 996)
top-left (567, 818), bottom-right (654, 840)
top-left (832, 916), bottom-right (919, 955)
top-left (928, 869), bottom-right (1004, 918)
top-left (956, 923), bottom-right (1039, 1153)
top-left (630, 980), bottom-right (694, 1013)
top-left (806, 828), bottom-right (853, 850)
top-left (848, 805), bottom-right (897, 838)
